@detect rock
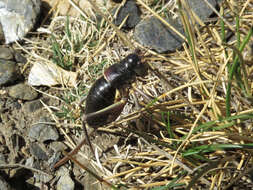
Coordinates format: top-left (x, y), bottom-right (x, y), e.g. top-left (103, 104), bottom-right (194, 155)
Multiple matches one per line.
top-left (134, 17), bottom-right (185, 53)
top-left (28, 62), bottom-right (77, 87)
top-left (186, 0), bottom-right (217, 22)
top-left (56, 167), bottom-right (75, 190)
top-left (0, 0), bottom-right (41, 44)
top-left (28, 117), bottom-right (59, 142)
top-left (48, 152), bottom-right (61, 168)
top-left (0, 47), bottom-right (13, 60)
top-left (14, 52), bottom-right (27, 64)
top-left (25, 157), bottom-right (36, 168)
top-left (0, 153), bottom-right (6, 164)
top-left (34, 173), bottom-right (53, 184)
top-left (30, 142), bottom-right (48, 160)
top-left (25, 157), bottom-right (53, 183)
top-left (23, 98), bottom-right (48, 113)
top-left (113, 0), bottom-right (141, 29)
top-left (49, 142), bottom-right (67, 152)
top-left (8, 83), bottom-right (38, 100)
top-left (25, 157), bottom-right (41, 170)
top-left (0, 175), bottom-right (12, 190)
top-left (0, 59), bottom-right (19, 86)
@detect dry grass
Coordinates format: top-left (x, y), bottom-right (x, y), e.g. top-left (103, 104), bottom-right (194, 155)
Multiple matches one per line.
top-left (17, 0), bottom-right (253, 189)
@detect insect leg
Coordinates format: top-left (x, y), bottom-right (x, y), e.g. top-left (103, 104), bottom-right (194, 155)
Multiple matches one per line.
top-left (53, 99), bottom-right (127, 169)
top-left (84, 98), bottom-right (127, 123)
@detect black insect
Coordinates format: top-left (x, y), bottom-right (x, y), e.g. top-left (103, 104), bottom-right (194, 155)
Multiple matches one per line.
top-left (84, 53), bottom-right (147, 127)
top-left (54, 51), bottom-right (147, 169)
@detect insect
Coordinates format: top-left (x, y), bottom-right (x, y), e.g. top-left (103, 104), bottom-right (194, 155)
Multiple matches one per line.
top-left (53, 51), bottom-right (148, 169)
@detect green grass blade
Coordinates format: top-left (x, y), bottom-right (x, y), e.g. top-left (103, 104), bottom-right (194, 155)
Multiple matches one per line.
top-left (225, 27), bottom-right (253, 116)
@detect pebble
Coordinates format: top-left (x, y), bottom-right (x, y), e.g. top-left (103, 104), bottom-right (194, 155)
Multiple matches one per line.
top-left (34, 172), bottom-right (53, 184)
top-left (0, 153), bottom-right (6, 164)
top-left (48, 152), bottom-right (61, 168)
top-left (0, 175), bottom-right (12, 190)
top-left (49, 142), bottom-right (67, 153)
top-left (0, 0), bottom-right (41, 43)
top-left (8, 83), bottom-right (38, 100)
top-left (0, 59), bottom-right (19, 86)
top-left (30, 142), bottom-right (48, 160)
top-left (186, 0), bottom-right (217, 22)
top-left (134, 17), bottom-right (185, 53)
top-left (0, 47), bottom-right (13, 60)
top-left (28, 117), bottom-right (59, 143)
top-left (113, 0), bottom-right (141, 29)
top-left (14, 51), bottom-right (27, 64)
top-left (25, 157), bottom-right (54, 183)
top-left (25, 157), bottom-right (37, 168)
top-left (23, 98), bottom-right (48, 113)
top-left (56, 167), bottom-right (75, 190)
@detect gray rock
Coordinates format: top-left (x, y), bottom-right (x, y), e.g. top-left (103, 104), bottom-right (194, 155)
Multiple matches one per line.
top-left (0, 175), bottom-right (12, 190)
top-left (134, 17), bottom-right (185, 53)
top-left (49, 141), bottom-right (67, 152)
top-left (23, 98), bottom-right (45, 112)
top-left (34, 172), bottom-right (53, 183)
top-left (48, 152), bottom-right (61, 168)
top-left (0, 153), bottom-right (6, 165)
top-left (8, 83), bottom-right (38, 100)
top-left (29, 117), bottom-right (59, 142)
top-left (25, 157), bottom-right (36, 167)
top-left (114, 0), bottom-right (141, 29)
top-left (25, 157), bottom-right (53, 183)
top-left (0, 47), bottom-right (13, 60)
top-left (25, 157), bottom-right (41, 170)
top-left (56, 167), bottom-right (75, 190)
top-left (186, 0), bottom-right (217, 22)
top-left (14, 51), bottom-right (27, 64)
top-left (30, 142), bottom-right (48, 160)
top-left (0, 59), bottom-right (18, 86)
top-left (0, 0), bottom-right (41, 44)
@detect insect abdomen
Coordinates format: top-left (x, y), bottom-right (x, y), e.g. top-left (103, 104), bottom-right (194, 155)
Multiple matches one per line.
top-left (85, 77), bottom-right (116, 126)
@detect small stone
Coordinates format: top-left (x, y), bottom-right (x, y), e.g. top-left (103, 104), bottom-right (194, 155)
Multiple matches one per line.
top-left (8, 83), bottom-right (38, 100)
top-left (14, 51), bottom-right (27, 64)
top-left (186, 0), bottom-right (217, 22)
top-left (0, 175), bottom-right (12, 190)
top-left (49, 142), bottom-right (67, 153)
top-left (34, 173), bottom-right (53, 183)
top-left (25, 157), bottom-right (36, 168)
top-left (23, 98), bottom-right (47, 113)
top-left (48, 152), bottom-right (61, 168)
top-left (0, 47), bottom-right (13, 60)
top-left (113, 0), bottom-right (141, 29)
top-left (0, 0), bottom-right (41, 43)
top-left (134, 17), bottom-right (185, 53)
top-left (30, 142), bottom-right (48, 160)
top-left (29, 117), bottom-right (59, 143)
top-left (0, 59), bottom-right (19, 86)
top-left (0, 153), bottom-right (6, 164)
top-left (56, 167), bottom-right (75, 190)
